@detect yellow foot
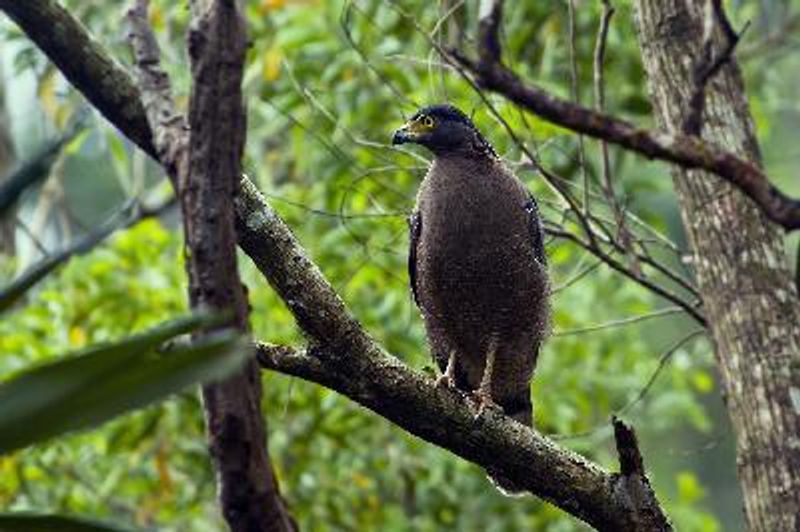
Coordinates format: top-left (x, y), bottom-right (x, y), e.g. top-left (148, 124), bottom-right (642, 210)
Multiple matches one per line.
top-left (472, 389), bottom-right (503, 419)
top-left (435, 373), bottom-right (455, 388)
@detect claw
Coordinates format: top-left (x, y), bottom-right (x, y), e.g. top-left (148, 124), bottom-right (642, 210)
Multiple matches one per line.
top-left (473, 337), bottom-right (501, 419)
top-left (472, 389), bottom-right (502, 419)
top-left (435, 373), bottom-right (455, 388)
top-left (436, 349), bottom-right (458, 389)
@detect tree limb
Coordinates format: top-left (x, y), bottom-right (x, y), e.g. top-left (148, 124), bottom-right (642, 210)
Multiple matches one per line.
top-left (255, 342), bottom-right (670, 531)
top-left (0, 111), bottom-right (87, 216)
top-left (450, 0), bottom-right (800, 230)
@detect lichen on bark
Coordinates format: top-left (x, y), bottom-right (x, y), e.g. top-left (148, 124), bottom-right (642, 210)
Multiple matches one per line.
top-left (634, 2), bottom-right (800, 530)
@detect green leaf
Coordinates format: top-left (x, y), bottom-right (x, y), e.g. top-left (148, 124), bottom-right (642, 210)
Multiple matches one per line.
top-left (0, 313), bottom-right (246, 454)
top-left (0, 513), bottom-right (133, 532)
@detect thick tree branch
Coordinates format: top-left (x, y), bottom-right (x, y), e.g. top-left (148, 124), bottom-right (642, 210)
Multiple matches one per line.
top-left (450, 0), bottom-right (800, 230)
top-left (2, 1), bottom-right (672, 528)
top-left (126, 1), bottom-right (294, 530)
top-left (255, 342), bottom-right (670, 531)
top-left (236, 173), bottom-right (671, 529)
top-left (0, 0), bottom-right (155, 158)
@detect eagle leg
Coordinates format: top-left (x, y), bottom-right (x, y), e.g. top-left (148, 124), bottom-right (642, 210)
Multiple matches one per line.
top-left (435, 349), bottom-right (458, 388)
top-left (473, 338), bottom-right (502, 418)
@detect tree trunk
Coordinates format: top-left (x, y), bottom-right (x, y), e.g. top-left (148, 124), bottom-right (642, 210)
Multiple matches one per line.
top-left (633, 2), bottom-right (800, 530)
top-left (0, 60), bottom-right (16, 256)
top-left (182, 3), bottom-right (295, 530)
top-left (125, 0), bottom-right (295, 528)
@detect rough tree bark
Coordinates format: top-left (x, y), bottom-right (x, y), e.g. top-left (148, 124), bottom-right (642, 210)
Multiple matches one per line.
top-left (126, 0), bottom-right (294, 530)
top-left (0, 63), bottom-right (16, 255)
top-left (634, 2), bottom-right (800, 530)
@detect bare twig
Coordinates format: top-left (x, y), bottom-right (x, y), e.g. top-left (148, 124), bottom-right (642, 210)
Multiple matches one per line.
top-left (683, 0), bottom-right (751, 135)
top-left (617, 330), bottom-right (706, 416)
top-left (449, 0), bottom-right (800, 230)
top-left (591, 0), bottom-right (641, 276)
top-left (553, 307), bottom-right (684, 336)
top-left (0, 197), bottom-right (174, 313)
top-left (592, 0), bottom-right (615, 205)
top-left (551, 256), bottom-right (602, 294)
top-left (546, 224), bottom-right (706, 325)
top-left (566, 0), bottom-right (590, 214)
top-left (738, 12), bottom-right (800, 61)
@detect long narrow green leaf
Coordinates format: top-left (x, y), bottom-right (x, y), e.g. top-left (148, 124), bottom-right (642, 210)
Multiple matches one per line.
top-left (0, 513), bottom-right (133, 532)
top-left (0, 313), bottom-right (245, 454)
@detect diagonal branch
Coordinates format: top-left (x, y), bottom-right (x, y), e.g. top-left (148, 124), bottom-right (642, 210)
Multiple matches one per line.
top-left (236, 174), bottom-right (671, 530)
top-left (255, 341), bottom-right (670, 531)
top-left (450, 0), bottom-right (800, 231)
top-left (0, 196), bottom-right (173, 314)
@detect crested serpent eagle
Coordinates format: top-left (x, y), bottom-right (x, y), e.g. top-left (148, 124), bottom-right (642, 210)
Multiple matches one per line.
top-left (393, 104), bottom-right (550, 490)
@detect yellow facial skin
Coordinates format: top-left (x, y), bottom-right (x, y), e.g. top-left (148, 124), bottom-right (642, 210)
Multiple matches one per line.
top-left (392, 114), bottom-right (436, 145)
top-left (404, 115), bottom-right (435, 135)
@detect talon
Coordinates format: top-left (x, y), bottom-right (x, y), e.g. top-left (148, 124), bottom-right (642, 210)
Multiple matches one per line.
top-left (472, 389), bottom-right (502, 419)
top-left (435, 374), bottom-right (455, 388)
top-left (436, 349), bottom-right (458, 389)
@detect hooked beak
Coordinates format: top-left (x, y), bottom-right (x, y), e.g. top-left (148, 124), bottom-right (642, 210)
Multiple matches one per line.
top-left (392, 119), bottom-right (427, 145)
top-left (392, 124), bottom-right (413, 145)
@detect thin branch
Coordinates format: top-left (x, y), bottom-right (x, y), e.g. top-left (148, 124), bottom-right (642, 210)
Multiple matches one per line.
top-left (617, 330), bottom-right (706, 417)
top-left (566, 0), bottom-right (590, 214)
top-left (546, 224), bottom-right (706, 325)
top-left (737, 12), bottom-right (800, 61)
top-left (546, 330), bottom-right (704, 443)
top-left (14, 216), bottom-right (49, 256)
top-left (551, 256), bottom-right (602, 294)
top-left (553, 307), bottom-right (684, 336)
top-left (0, 197), bottom-right (174, 313)
top-left (448, 0), bottom-right (800, 231)
top-left (592, 0), bottom-right (615, 205)
top-left (591, 0), bottom-right (641, 277)
top-left (683, 0), bottom-right (751, 136)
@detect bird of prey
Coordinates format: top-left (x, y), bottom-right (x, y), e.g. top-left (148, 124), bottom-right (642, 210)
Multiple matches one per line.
top-left (392, 104), bottom-right (549, 433)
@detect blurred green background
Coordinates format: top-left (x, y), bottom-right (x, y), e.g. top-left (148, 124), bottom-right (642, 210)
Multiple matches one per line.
top-left (2, 0), bottom-right (799, 530)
